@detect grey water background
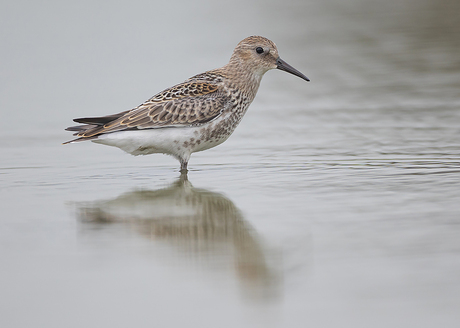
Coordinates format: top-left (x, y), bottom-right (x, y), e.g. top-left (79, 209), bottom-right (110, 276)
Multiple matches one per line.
top-left (1, 0), bottom-right (460, 327)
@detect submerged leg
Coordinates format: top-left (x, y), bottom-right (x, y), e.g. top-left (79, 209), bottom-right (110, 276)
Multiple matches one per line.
top-left (177, 152), bottom-right (190, 174)
top-left (180, 160), bottom-right (188, 174)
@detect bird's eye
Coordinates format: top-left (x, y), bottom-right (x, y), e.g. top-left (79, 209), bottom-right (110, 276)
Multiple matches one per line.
top-left (256, 47), bottom-right (264, 54)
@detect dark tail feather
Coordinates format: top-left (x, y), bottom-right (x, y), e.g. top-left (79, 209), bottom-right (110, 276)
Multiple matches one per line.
top-left (65, 124), bottom-right (98, 132)
top-left (64, 110), bottom-right (130, 144)
top-left (73, 110), bottom-right (130, 125)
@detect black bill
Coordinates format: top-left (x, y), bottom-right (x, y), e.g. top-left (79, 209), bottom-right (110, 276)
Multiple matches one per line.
top-left (276, 58), bottom-right (310, 82)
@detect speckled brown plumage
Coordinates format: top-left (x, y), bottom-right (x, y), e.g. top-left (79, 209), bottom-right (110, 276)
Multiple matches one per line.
top-left (65, 36), bottom-right (309, 172)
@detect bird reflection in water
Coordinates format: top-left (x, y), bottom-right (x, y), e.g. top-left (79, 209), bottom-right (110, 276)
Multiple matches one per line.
top-left (75, 173), bottom-right (280, 301)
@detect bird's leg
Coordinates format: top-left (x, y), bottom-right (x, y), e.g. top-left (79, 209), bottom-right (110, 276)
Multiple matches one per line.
top-left (180, 160), bottom-right (188, 174)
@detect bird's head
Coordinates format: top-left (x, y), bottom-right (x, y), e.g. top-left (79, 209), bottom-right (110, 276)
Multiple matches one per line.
top-left (230, 36), bottom-right (309, 82)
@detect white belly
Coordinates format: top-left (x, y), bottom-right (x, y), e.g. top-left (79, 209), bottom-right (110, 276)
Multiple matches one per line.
top-left (92, 123), bottom-right (231, 160)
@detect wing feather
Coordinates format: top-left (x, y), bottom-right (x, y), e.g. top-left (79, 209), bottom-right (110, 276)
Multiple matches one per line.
top-left (71, 81), bottom-right (228, 139)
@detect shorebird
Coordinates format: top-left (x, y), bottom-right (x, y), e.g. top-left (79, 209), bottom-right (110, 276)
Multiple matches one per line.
top-left (65, 36), bottom-right (309, 172)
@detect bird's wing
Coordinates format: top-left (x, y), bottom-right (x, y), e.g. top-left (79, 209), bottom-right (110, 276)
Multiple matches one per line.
top-left (69, 81), bottom-right (229, 139)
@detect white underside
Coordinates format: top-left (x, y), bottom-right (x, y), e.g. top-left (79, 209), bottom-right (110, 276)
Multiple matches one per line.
top-left (92, 125), bottom-right (229, 161)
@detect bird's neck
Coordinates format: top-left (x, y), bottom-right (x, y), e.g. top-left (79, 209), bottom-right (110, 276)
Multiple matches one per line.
top-left (218, 61), bottom-right (263, 100)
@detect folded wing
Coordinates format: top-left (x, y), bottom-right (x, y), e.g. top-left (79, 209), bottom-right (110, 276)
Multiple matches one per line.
top-left (64, 81), bottom-right (228, 143)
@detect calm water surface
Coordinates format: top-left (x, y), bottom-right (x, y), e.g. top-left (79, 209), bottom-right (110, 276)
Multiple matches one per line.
top-left (1, 0), bottom-right (459, 327)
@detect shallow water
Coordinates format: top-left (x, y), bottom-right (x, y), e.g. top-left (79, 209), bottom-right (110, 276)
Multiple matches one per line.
top-left (1, 0), bottom-right (460, 327)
